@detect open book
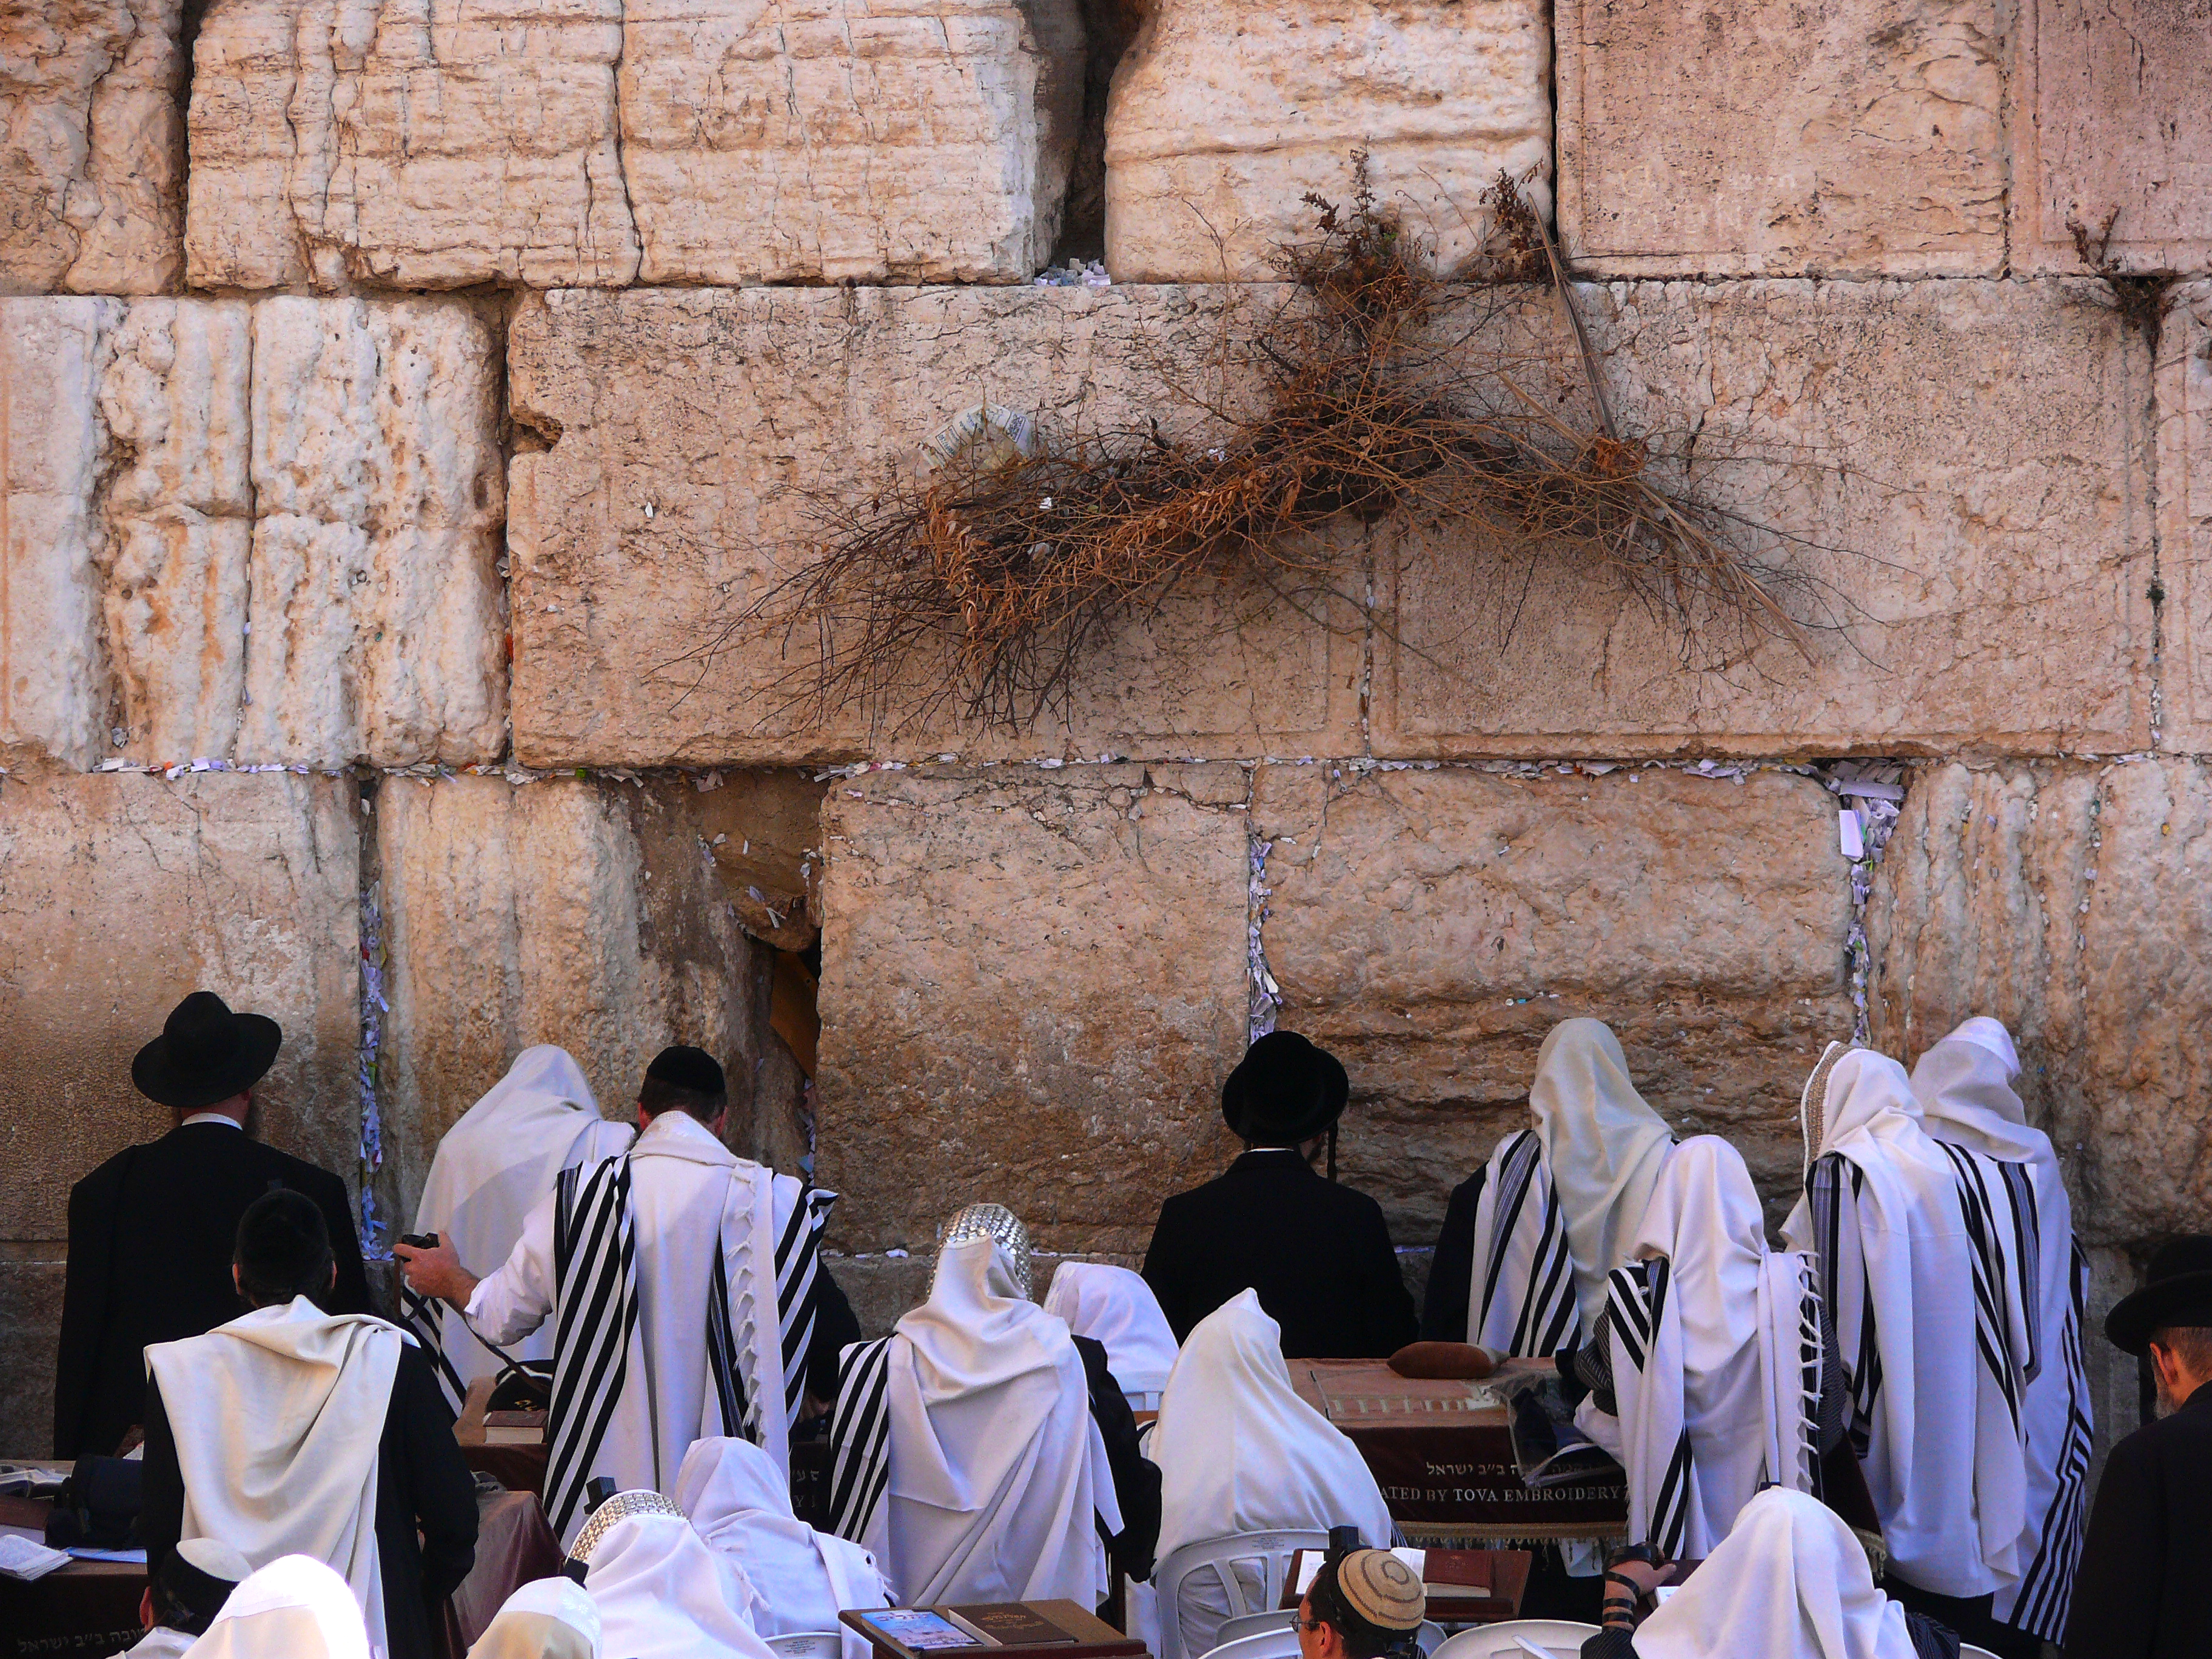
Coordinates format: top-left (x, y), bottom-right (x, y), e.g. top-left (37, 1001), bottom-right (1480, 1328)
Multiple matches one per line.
top-left (1499, 1372), bottom-right (1623, 1489)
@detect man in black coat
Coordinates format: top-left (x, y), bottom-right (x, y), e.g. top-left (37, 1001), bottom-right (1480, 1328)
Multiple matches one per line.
top-left (2065, 1236), bottom-right (2212, 1659)
top-left (139, 1190), bottom-right (477, 1659)
top-left (55, 991), bottom-right (370, 1458)
top-left (1142, 1031), bottom-right (1417, 1359)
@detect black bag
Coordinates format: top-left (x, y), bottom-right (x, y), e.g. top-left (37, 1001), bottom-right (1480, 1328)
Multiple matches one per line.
top-left (486, 1359), bottom-right (554, 1413)
top-left (44, 1455), bottom-right (143, 1550)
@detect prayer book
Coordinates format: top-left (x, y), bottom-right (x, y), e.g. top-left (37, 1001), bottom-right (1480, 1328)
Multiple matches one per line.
top-left (944, 1604), bottom-right (1079, 1646)
top-left (850, 1610), bottom-right (984, 1651)
top-left (0, 1533), bottom-right (70, 1580)
top-left (482, 1409), bottom-right (546, 1446)
top-left (1290, 1547), bottom-right (1490, 1602)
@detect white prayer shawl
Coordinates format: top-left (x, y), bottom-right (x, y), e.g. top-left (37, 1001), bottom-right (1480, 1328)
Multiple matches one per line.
top-left (676, 1436), bottom-right (890, 1659)
top-left (1148, 1289), bottom-right (1392, 1659)
top-left (115, 1632), bottom-right (193, 1659)
top-left (582, 1512), bottom-right (778, 1659)
top-left (1461, 1127), bottom-right (1579, 1357)
top-left (1606, 1136), bottom-right (1819, 1560)
top-left (1782, 1045), bottom-right (2031, 1600)
top-left (404, 1046), bottom-right (634, 1409)
top-left (179, 1554), bottom-right (372, 1659)
top-left (825, 1237), bottom-right (1119, 1608)
top-left (1911, 1018), bottom-right (2093, 1641)
top-left (468, 1578), bottom-right (602, 1659)
top-left (1633, 1488), bottom-right (1919, 1659)
top-left (1530, 1019), bottom-right (1677, 1332)
top-left (466, 1110), bottom-right (834, 1544)
top-left (145, 1302), bottom-right (403, 1654)
top-left (1042, 1262), bottom-right (1179, 1405)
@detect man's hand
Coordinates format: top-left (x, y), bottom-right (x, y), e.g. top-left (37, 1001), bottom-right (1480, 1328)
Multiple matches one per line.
top-left (395, 1236), bottom-right (480, 1309)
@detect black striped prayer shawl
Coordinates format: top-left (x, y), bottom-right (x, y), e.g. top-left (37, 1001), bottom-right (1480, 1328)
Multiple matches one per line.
top-left (1467, 1128), bottom-right (1581, 1358)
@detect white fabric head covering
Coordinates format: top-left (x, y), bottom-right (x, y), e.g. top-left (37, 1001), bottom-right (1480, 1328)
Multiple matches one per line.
top-left (584, 1512), bottom-right (777, 1659)
top-left (1610, 1136), bottom-right (1815, 1557)
top-left (467, 1578), bottom-right (602, 1659)
top-left (868, 1235), bottom-right (1118, 1606)
top-left (412, 1046), bottom-right (632, 1388)
top-left (1529, 1018), bottom-right (1676, 1327)
top-left (1782, 1045), bottom-right (2029, 1600)
top-left (1909, 1017), bottom-right (2045, 1165)
top-left (1043, 1263), bottom-right (1178, 1398)
top-left (144, 1300), bottom-right (404, 1652)
top-left (675, 1437), bottom-right (888, 1659)
top-left (178, 1555), bottom-right (370, 1659)
top-left (1632, 1488), bottom-right (1917, 1659)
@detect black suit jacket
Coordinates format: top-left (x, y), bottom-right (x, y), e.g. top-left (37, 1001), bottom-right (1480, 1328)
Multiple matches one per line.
top-left (1141, 1150), bottom-right (1418, 1359)
top-left (140, 1341), bottom-right (478, 1659)
top-left (1419, 1167), bottom-right (1487, 1341)
top-left (2065, 1381), bottom-right (2212, 1659)
top-left (55, 1122), bottom-right (370, 1458)
top-left (1072, 1333), bottom-right (1163, 1581)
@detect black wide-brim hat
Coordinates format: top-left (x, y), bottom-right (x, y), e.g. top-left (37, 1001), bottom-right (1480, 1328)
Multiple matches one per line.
top-left (1222, 1030), bottom-right (1350, 1144)
top-left (132, 990), bottom-right (282, 1111)
top-left (2106, 1236), bottom-right (2212, 1356)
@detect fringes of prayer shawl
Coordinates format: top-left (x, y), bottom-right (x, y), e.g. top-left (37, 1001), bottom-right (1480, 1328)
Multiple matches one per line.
top-left (546, 1156), bottom-right (641, 1539)
top-left (1467, 1129), bottom-right (1580, 1357)
top-left (1807, 1153), bottom-right (1879, 1457)
top-left (825, 1338), bottom-right (894, 1549)
top-left (2002, 1241), bottom-right (2094, 1641)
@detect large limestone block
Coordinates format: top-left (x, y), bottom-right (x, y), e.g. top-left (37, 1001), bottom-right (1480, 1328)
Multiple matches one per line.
top-left (2159, 284), bottom-right (2212, 751)
top-left (506, 284), bottom-right (1361, 766)
top-left (0, 770), bottom-right (361, 1241)
top-left (622, 0), bottom-right (1087, 285)
top-left (1102, 0), bottom-right (1551, 282)
top-left (375, 773), bottom-right (773, 1229)
top-left (2013, 0), bottom-right (2212, 276)
top-left (1556, 0), bottom-right (2006, 278)
top-left (186, 0), bottom-right (639, 291)
top-left (0, 1259), bottom-right (64, 1456)
top-left (1866, 758), bottom-right (2212, 1247)
top-left (814, 765), bottom-right (1250, 1256)
top-left (1371, 278), bottom-right (2154, 759)
top-left (0, 0), bottom-right (183, 293)
top-left (1253, 765), bottom-right (1855, 1241)
top-left (0, 296), bottom-right (506, 769)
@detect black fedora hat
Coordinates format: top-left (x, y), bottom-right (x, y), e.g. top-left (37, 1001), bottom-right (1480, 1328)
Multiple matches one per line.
top-left (1222, 1030), bottom-right (1349, 1144)
top-left (132, 991), bottom-right (283, 1111)
top-left (2106, 1236), bottom-right (2212, 1356)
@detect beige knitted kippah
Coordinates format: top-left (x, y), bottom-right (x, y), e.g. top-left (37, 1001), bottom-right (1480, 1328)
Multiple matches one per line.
top-left (1336, 1550), bottom-right (1425, 1632)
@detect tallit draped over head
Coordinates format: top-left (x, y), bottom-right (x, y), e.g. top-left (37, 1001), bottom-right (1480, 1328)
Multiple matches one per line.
top-left (145, 1300), bottom-right (405, 1651)
top-left (1043, 1262), bottom-right (1179, 1402)
top-left (406, 1047), bottom-right (632, 1407)
top-left (1606, 1136), bottom-right (1818, 1558)
top-left (1783, 1045), bottom-right (2030, 1601)
top-left (1911, 1017), bottom-right (2093, 1641)
top-left (1529, 1019), bottom-right (1676, 1329)
top-left (676, 1436), bottom-right (889, 1659)
top-left (468, 1578), bottom-right (602, 1659)
top-left (178, 1555), bottom-right (370, 1659)
top-left (581, 1509), bottom-right (776, 1659)
top-left (1631, 1488), bottom-right (1918, 1659)
top-left (823, 1233), bottom-right (1118, 1609)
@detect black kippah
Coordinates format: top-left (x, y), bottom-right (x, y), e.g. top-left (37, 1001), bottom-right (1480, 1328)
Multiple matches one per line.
top-left (646, 1045), bottom-right (725, 1098)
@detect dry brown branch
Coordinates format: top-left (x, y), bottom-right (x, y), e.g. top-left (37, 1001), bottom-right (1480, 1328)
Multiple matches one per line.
top-left (697, 164), bottom-right (1848, 733)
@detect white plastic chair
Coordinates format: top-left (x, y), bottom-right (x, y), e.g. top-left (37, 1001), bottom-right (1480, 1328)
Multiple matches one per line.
top-left (1155, 1530), bottom-right (1332, 1659)
top-left (1213, 1612), bottom-right (1447, 1654)
top-left (1960, 1648), bottom-right (2002, 1659)
top-left (1430, 1621), bottom-right (1602, 1659)
top-left (765, 1634), bottom-right (845, 1659)
top-left (1195, 1632), bottom-right (1301, 1659)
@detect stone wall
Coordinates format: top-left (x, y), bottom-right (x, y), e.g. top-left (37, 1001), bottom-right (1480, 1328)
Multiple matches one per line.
top-left (0, 0), bottom-right (2206, 1465)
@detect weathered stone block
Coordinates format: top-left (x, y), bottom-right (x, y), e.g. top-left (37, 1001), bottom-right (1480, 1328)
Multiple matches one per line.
top-left (185, 0), bottom-right (639, 291)
top-left (0, 770), bottom-right (361, 1241)
top-left (1253, 764), bottom-right (1855, 1242)
top-left (0, 0), bottom-right (183, 294)
top-left (622, 0), bottom-right (1087, 285)
top-left (0, 296), bottom-right (505, 769)
top-left (0, 1258), bottom-right (64, 1458)
top-left (375, 773), bottom-right (773, 1227)
top-left (814, 765), bottom-right (1251, 1256)
top-left (1371, 278), bottom-right (2154, 759)
top-left (1102, 0), bottom-right (1550, 282)
top-left (1555, 0), bottom-right (2006, 278)
top-left (506, 284), bottom-right (1361, 766)
top-left (2159, 283), bottom-right (2212, 752)
top-left (2012, 0), bottom-right (2212, 276)
top-left (1866, 758), bottom-right (2212, 1247)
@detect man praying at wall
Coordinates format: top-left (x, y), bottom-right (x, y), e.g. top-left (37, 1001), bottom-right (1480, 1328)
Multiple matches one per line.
top-left (398, 1045), bottom-right (859, 1544)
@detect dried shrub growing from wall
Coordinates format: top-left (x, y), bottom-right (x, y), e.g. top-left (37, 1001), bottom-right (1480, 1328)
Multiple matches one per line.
top-left (708, 172), bottom-right (1847, 732)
